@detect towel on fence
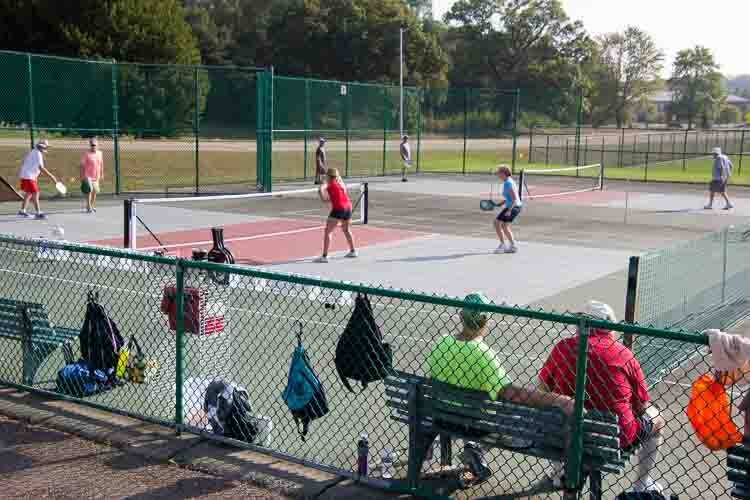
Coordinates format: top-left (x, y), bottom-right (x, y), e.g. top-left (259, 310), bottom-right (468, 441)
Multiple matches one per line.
top-left (706, 329), bottom-right (750, 370)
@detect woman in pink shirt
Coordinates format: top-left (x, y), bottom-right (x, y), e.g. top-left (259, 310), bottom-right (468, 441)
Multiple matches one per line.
top-left (315, 168), bottom-right (357, 263)
top-left (80, 137), bottom-right (104, 213)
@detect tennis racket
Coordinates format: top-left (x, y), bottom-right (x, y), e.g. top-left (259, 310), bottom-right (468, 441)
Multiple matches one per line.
top-left (480, 199), bottom-right (501, 211)
top-left (55, 181), bottom-right (67, 196)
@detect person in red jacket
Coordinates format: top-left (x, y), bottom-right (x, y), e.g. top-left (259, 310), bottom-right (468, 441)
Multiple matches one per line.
top-left (315, 168), bottom-right (357, 263)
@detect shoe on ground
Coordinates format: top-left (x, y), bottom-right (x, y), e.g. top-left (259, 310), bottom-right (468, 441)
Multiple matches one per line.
top-left (704, 204), bottom-right (713, 210)
top-left (345, 250), bottom-right (358, 258)
top-left (402, 178), bottom-right (409, 182)
top-left (314, 255), bottom-right (329, 263)
top-left (505, 244), bottom-right (518, 254)
top-left (632, 477), bottom-right (663, 493)
top-left (35, 213), bottom-right (47, 220)
top-left (86, 208), bottom-right (94, 214)
top-left (18, 210), bottom-right (32, 218)
top-left (494, 244), bottom-right (507, 254)
top-left (724, 203), bottom-right (735, 210)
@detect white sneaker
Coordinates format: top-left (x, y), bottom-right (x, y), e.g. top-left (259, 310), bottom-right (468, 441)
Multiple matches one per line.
top-left (632, 477), bottom-right (663, 493)
top-left (724, 203), bottom-right (735, 210)
top-left (505, 244), bottom-right (518, 254)
top-left (314, 256), bottom-right (329, 263)
top-left (494, 244), bottom-right (507, 254)
top-left (345, 250), bottom-right (358, 258)
top-left (704, 204), bottom-right (713, 210)
top-left (18, 210), bottom-right (32, 218)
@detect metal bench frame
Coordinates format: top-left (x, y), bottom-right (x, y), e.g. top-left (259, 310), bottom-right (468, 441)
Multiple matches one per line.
top-left (728, 437), bottom-right (750, 498)
top-left (385, 371), bottom-right (629, 500)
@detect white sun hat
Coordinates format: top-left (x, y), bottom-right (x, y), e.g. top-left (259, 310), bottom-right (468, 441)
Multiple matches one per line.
top-left (579, 300), bottom-right (617, 323)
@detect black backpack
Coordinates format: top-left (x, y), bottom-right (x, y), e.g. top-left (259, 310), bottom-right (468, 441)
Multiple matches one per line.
top-left (282, 322), bottom-right (329, 441)
top-left (335, 293), bottom-right (393, 392)
top-left (79, 291), bottom-right (124, 377)
top-left (204, 379), bottom-right (259, 443)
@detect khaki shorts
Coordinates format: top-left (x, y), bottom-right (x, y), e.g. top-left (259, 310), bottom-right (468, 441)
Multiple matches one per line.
top-left (90, 180), bottom-right (100, 193)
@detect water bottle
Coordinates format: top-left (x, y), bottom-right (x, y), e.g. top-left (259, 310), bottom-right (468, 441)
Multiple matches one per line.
top-left (381, 448), bottom-right (394, 479)
top-left (357, 432), bottom-right (369, 477)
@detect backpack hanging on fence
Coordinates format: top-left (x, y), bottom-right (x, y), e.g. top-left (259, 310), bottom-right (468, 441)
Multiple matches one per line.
top-left (686, 372), bottom-right (742, 451)
top-left (204, 379), bottom-right (259, 443)
top-left (335, 293), bottom-right (393, 392)
top-left (282, 322), bottom-right (329, 441)
top-left (79, 291), bottom-right (125, 378)
top-left (56, 361), bottom-right (107, 398)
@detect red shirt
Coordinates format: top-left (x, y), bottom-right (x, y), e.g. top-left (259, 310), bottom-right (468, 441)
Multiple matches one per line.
top-left (538, 330), bottom-right (650, 447)
top-left (327, 179), bottom-right (352, 212)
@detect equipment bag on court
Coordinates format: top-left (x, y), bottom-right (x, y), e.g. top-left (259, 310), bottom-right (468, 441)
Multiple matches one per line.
top-left (204, 379), bottom-right (259, 444)
top-left (79, 291), bottom-right (124, 379)
top-left (335, 293), bottom-right (393, 393)
top-left (282, 323), bottom-right (329, 441)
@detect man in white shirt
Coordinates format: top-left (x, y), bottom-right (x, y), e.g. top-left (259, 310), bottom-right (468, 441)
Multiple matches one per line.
top-left (705, 147), bottom-right (734, 210)
top-left (18, 139), bottom-right (57, 219)
top-left (400, 135), bottom-right (412, 182)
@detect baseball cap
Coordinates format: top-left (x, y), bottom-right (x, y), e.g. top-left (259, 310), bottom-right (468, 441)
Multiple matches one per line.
top-left (319, 137), bottom-right (326, 143)
top-left (460, 292), bottom-right (491, 331)
top-left (712, 147), bottom-right (722, 155)
top-left (579, 300), bottom-right (617, 322)
top-left (36, 139), bottom-right (49, 150)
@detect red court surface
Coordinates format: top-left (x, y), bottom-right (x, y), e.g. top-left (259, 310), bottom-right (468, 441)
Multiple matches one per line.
top-left (91, 219), bottom-right (426, 265)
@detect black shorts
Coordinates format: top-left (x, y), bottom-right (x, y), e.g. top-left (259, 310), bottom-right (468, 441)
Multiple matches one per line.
top-left (710, 179), bottom-right (727, 193)
top-left (496, 206), bottom-right (522, 223)
top-left (329, 209), bottom-right (352, 221)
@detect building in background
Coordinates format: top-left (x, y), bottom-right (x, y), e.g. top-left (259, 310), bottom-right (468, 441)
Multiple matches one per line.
top-left (638, 91), bottom-right (750, 125)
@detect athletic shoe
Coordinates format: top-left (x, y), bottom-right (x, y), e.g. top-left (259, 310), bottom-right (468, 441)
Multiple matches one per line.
top-left (505, 245), bottom-right (518, 254)
top-left (86, 208), bottom-right (94, 214)
top-left (494, 244), bottom-right (507, 254)
top-left (314, 256), bottom-right (329, 263)
top-left (704, 204), bottom-right (713, 210)
top-left (345, 250), bottom-right (358, 258)
top-left (35, 213), bottom-right (47, 220)
top-left (18, 211), bottom-right (32, 218)
top-left (632, 477), bottom-right (663, 493)
top-left (724, 203), bottom-right (735, 210)
top-left (401, 178), bottom-right (408, 182)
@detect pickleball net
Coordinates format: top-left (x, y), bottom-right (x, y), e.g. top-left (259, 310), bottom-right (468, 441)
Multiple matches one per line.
top-left (519, 163), bottom-right (604, 201)
top-left (124, 183), bottom-right (369, 253)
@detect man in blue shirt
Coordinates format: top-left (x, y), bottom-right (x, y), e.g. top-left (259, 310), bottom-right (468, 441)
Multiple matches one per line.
top-left (494, 165), bottom-right (522, 254)
top-left (705, 147), bottom-right (734, 210)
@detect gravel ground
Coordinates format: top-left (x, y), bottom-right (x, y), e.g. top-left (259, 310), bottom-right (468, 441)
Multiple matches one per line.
top-left (0, 415), bottom-right (287, 499)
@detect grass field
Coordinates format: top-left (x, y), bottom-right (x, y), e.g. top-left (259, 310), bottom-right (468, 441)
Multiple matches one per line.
top-left (1, 139), bottom-right (747, 199)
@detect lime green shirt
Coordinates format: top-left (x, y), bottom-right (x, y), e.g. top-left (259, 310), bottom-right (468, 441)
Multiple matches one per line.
top-left (426, 335), bottom-right (512, 400)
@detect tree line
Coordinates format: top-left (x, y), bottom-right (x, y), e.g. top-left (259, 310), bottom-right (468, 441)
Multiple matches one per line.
top-left (1, 0), bottom-right (747, 131)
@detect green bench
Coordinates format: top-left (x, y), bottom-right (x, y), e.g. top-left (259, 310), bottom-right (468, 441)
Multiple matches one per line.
top-left (385, 371), bottom-right (630, 500)
top-left (728, 438), bottom-right (750, 498)
top-left (0, 298), bottom-right (79, 385)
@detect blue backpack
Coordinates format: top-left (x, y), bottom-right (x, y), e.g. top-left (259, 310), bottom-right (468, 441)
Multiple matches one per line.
top-left (282, 323), bottom-right (329, 440)
top-left (56, 362), bottom-right (106, 398)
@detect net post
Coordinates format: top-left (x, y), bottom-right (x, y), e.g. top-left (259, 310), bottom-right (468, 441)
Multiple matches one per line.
top-left (363, 182), bottom-right (369, 225)
top-left (518, 170), bottom-right (525, 202)
top-left (624, 255), bottom-right (640, 349)
top-left (124, 199), bottom-right (136, 250)
top-left (599, 163), bottom-right (604, 190)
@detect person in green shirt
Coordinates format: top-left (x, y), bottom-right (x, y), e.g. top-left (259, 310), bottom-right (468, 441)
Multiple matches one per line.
top-left (424, 292), bottom-right (574, 482)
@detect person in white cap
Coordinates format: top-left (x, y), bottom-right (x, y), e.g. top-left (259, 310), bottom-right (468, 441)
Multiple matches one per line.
top-left (400, 135), bottom-right (411, 182)
top-left (705, 147), bottom-right (734, 210)
top-left (17, 139), bottom-right (57, 219)
top-left (537, 300), bottom-right (665, 493)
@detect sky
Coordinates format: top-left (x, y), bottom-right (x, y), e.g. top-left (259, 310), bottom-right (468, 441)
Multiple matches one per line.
top-left (432, 0), bottom-right (748, 77)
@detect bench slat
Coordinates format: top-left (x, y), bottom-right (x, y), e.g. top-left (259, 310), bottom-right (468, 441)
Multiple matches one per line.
top-left (729, 469), bottom-right (750, 483)
top-left (731, 446), bottom-right (750, 460)
top-left (426, 397), bottom-right (566, 427)
top-left (729, 456), bottom-right (750, 472)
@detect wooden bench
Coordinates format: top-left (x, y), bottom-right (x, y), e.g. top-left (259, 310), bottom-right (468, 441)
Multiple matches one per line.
top-left (385, 371), bottom-right (630, 500)
top-left (0, 298), bottom-right (79, 385)
top-left (728, 438), bottom-right (750, 498)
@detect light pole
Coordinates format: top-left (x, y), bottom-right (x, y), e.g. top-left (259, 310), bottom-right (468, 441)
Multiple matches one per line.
top-left (400, 27), bottom-right (404, 138)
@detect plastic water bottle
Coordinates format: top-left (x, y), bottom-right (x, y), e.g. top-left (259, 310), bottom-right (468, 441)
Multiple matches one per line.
top-left (357, 433), bottom-right (369, 477)
top-left (381, 448), bottom-right (394, 479)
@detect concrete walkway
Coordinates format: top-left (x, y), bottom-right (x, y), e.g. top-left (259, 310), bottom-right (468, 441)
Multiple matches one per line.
top-left (0, 386), bottom-right (407, 500)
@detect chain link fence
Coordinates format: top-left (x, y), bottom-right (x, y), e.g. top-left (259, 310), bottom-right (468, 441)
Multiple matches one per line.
top-left (0, 50), bottom-right (267, 196)
top-left (0, 233), bottom-right (744, 499)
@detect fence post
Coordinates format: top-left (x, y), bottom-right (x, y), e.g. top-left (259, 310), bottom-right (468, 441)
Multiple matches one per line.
top-left (528, 126), bottom-right (534, 164)
top-left (382, 89), bottom-right (388, 176)
top-left (740, 130), bottom-right (745, 176)
top-left (545, 134), bottom-right (550, 165)
top-left (174, 261), bottom-right (185, 431)
top-left (111, 60), bottom-right (121, 195)
top-left (26, 54), bottom-right (35, 149)
top-left (624, 255), bottom-right (640, 349)
top-left (619, 127), bottom-right (625, 168)
top-left (194, 67), bottom-right (200, 193)
top-left (512, 89), bottom-right (521, 172)
top-left (682, 129), bottom-right (689, 171)
top-left (565, 318), bottom-right (590, 492)
top-left (565, 138), bottom-right (569, 165)
top-left (601, 136), bottom-right (605, 169)
top-left (345, 85), bottom-right (351, 178)
top-left (462, 88), bottom-right (468, 175)
top-left (303, 79), bottom-right (310, 180)
top-left (416, 88), bottom-right (422, 174)
top-left (574, 88), bottom-right (583, 167)
top-left (645, 134), bottom-right (650, 182)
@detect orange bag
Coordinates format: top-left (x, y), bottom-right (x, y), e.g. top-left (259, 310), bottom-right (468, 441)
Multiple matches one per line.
top-left (687, 373), bottom-right (742, 451)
